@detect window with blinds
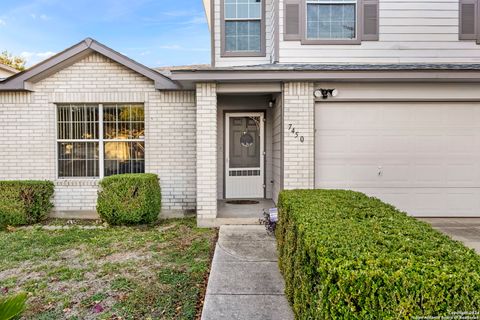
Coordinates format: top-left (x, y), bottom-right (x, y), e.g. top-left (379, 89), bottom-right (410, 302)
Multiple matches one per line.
top-left (57, 104), bottom-right (145, 178)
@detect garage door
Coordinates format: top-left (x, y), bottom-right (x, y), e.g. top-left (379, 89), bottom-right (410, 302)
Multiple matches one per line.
top-left (315, 102), bottom-right (480, 217)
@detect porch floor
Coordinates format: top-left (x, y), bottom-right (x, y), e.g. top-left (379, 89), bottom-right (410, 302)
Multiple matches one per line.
top-left (217, 199), bottom-right (275, 219)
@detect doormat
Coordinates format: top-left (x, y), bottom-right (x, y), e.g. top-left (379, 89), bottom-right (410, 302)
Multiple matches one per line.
top-left (225, 200), bottom-right (260, 205)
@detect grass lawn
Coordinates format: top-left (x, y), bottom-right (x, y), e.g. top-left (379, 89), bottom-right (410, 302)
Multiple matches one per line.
top-left (0, 218), bottom-right (217, 320)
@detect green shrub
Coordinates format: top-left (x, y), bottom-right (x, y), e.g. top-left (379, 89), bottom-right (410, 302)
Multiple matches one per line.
top-left (0, 292), bottom-right (27, 320)
top-left (276, 189), bottom-right (480, 319)
top-left (97, 173), bottom-right (161, 225)
top-left (0, 181), bottom-right (54, 227)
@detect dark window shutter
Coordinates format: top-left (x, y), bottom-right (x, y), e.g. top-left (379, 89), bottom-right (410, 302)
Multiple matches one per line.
top-left (362, 0), bottom-right (379, 41)
top-left (459, 0), bottom-right (477, 40)
top-left (284, 0), bottom-right (301, 41)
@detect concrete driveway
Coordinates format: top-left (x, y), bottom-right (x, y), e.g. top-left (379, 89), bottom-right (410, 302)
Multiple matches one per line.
top-left (419, 218), bottom-right (480, 254)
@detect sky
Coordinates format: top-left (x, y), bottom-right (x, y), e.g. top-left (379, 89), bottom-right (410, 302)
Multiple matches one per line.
top-left (0, 0), bottom-right (211, 67)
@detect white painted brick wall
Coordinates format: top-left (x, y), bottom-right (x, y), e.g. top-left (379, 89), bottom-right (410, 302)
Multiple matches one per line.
top-left (196, 83), bottom-right (218, 224)
top-left (0, 53), bottom-right (196, 218)
top-left (54, 180), bottom-right (99, 212)
top-left (283, 82), bottom-right (315, 190)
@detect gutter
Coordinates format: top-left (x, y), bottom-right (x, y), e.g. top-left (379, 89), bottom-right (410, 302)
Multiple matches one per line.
top-left (169, 69), bottom-right (480, 83)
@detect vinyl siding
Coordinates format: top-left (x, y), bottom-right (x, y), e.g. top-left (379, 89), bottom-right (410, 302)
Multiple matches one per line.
top-left (214, 0), bottom-right (276, 67)
top-left (273, 0), bottom-right (480, 64)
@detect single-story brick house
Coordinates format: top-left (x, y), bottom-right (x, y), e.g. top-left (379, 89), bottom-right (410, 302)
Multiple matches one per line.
top-left (1, 38), bottom-right (480, 226)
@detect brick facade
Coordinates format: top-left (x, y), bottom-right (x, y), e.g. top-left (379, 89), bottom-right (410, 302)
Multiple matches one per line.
top-left (0, 53), bottom-right (196, 217)
top-left (0, 54), bottom-right (318, 224)
top-left (282, 82), bottom-right (315, 190)
top-left (195, 83), bottom-right (218, 226)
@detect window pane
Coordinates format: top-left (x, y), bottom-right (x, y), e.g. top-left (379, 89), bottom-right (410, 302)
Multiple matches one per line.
top-left (58, 142), bottom-right (99, 177)
top-left (104, 122), bottom-right (117, 140)
top-left (249, 3), bottom-right (261, 19)
top-left (306, 3), bottom-right (356, 40)
top-left (249, 36), bottom-right (261, 51)
top-left (104, 141), bottom-right (145, 176)
top-left (225, 0), bottom-right (261, 19)
top-left (237, 3), bottom-right (249, 18)
top-left (57, 104), bottom-right (98, 140)
top-left (103, 104), bottom-right (145, 140)
top-left (226, 35), bottom-right (237, 52)
top-left (130, 105), bottom-right (144, 121)
top-left (225, 3), bottom-right (236, 18)
top-left (225, 21), bottom-right (261, 52)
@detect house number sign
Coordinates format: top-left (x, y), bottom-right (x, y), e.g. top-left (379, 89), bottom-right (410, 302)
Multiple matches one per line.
top-left (288, 124), bottom-right (304, 143)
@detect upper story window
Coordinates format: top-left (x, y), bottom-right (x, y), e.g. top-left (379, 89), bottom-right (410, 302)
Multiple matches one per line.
top-left (222, 0), bottom-right (266, 56)
top-left (283, 0), bottom-right (378, 44)
top-left (306, 0), bottom-right (356, 40)
top-left (57, 104), bottom-right (145, 178)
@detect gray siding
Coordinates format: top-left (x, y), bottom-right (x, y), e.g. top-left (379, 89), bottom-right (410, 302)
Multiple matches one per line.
top-left (276, 0), bottom-right (480, 64)
top-left (214, 0), bottom-right (275, 67)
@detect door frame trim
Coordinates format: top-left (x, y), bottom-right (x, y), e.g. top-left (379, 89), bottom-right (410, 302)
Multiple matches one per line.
top-left (224, 111), bottom-right (266, 199)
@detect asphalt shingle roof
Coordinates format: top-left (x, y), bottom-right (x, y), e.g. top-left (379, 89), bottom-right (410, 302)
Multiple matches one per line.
top-left (167, 63), bottom-right (480, 72)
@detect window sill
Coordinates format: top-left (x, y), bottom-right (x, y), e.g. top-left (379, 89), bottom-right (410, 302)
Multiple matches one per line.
top-left (301, 38), bottom-right (362, 45)
top-left (221, 51), bottom-right (266, 58)
top-left (55, 179), bottom-right (100, 187)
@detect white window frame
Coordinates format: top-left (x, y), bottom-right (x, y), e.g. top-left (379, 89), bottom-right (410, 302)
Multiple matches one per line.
top-left (302, 0), bottom-right (361, 44)
top-left (56, 103), bottom-right (145, 179)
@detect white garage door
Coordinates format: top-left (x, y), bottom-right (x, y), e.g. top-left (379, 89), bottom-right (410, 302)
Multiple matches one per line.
top-left (315, 102), bottom-right (480, 217)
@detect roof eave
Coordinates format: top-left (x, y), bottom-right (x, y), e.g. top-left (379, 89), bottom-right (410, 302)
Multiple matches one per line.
top-left (169, 69), bottom-right (480, 83)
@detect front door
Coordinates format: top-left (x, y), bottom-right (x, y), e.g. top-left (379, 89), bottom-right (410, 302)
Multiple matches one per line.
top-left (225, 112), bottom-right (265, 198)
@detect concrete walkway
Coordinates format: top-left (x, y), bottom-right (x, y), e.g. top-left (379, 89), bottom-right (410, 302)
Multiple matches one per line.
top-left (201, 225), bottom-right (294, 320)
top-left (419, 218), bottom-right (480, 254)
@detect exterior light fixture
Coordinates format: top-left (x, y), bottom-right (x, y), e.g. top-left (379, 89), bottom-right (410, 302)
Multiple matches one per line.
top-left (268, 99), bottom-right (276, 108)
top-left (314, 89), bottom-right (338, 99)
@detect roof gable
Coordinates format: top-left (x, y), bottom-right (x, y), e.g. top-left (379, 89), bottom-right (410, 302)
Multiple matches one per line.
top-left (0, 38), bottom-right (180, 91)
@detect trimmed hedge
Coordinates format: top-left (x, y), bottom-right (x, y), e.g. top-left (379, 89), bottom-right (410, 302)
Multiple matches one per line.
top-left (276, 189), bottom-right (480, 319)
top-left (97, 173), bottom-right (161, 225)
top-left (0, 181), bottom-right (54, 227)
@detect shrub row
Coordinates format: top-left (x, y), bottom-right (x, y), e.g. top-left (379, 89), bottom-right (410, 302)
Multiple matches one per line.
top-left (97, 173), bottom-right (161, 225)
top-left (276, 189), bottom-right (480, 319)
top-left (0, 181), bottom-right (54, 227)
top-left (0, 173), bottom-right (161, 227)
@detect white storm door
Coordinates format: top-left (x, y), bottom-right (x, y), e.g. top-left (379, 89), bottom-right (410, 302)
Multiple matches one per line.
top-left (225, 112), bottom-right (265, 198)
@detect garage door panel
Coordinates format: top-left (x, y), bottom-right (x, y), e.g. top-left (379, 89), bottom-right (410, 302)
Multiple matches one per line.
top-left (344, 187), bottom-right (480, 217)
top-left (317, 133), bottom-right (350, 153)
top-left (351, 135), bottom-right (380, 153)
top-left (446, 164), bottom-right (477, 182)
top-left (446, 189), bottom-right (480, 215)
top-left (445, 106), bottom-right (478, 126)
top-left (317, 159), bottom-right (480, 188)
top-left (413, 135), bottom-right (445, 154)
top-left (413, 164), bottom-right (444, 183)
top-left (315, 102), bottom-right (480, 217)
top-left (382, 135), bottom-right (410, 153)
top-left (447, 135), bottom-right (476, 153)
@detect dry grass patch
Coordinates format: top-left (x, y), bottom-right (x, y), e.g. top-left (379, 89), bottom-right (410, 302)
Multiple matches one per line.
top-left (0, 218), bottom-right (217, 320)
